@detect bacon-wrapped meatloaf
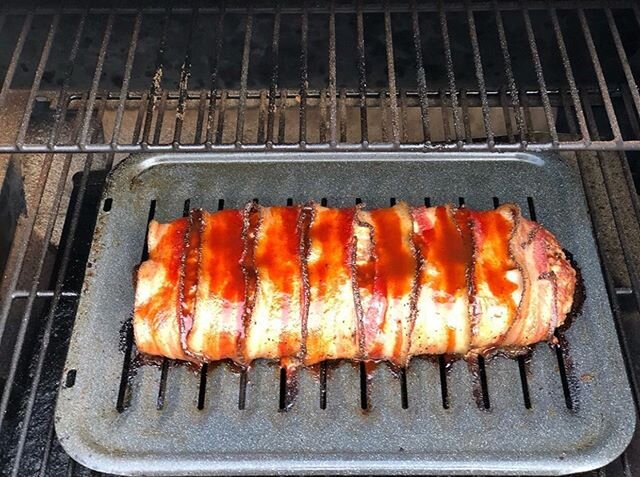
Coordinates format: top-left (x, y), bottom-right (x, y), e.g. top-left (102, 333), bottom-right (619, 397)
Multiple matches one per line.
top-left (133, 201), bottom-right (576, 367)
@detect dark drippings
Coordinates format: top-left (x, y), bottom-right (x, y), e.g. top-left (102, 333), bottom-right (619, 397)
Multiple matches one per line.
top-left (557, 249), bottom-right (585, 332)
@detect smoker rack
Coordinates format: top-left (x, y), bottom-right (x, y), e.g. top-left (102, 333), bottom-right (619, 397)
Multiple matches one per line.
top-left (1, 0), bottom-right (640, 476)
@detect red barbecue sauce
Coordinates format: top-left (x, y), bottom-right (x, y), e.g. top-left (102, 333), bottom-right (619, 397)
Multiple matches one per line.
top-left (306, 207), bottom-right (355, 363)
top-left (135, 217), bottom-right (189, 359)
top-left (414, 207), bottom-right (470, 296)
top-left (160, 218), bottom-right (189, 285)
top-left (470, 209), bottom-right (517, 316)
top-left (307, 207), bottom-right (355, 297)
top-left (362, 207), bottom-right (416, 362)
top-left (253, 206), bottom-right (303, 357)
top-left (201, 209), bottom-right (246, 359)
top-left (413, 206), bottom-right (473, 353)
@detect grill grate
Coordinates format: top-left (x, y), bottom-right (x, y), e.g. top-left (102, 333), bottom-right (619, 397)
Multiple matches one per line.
top-left (0, 1), bottom-right (639, 476)
top-left (0, 2), bottom-right (639, 152)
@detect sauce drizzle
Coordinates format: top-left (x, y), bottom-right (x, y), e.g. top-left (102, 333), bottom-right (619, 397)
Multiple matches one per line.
top-left (361, 205), bottom-right (416, 363)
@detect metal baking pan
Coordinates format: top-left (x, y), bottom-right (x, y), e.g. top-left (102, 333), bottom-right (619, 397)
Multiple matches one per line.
top-left (55, 151), bottom-right (635, 475)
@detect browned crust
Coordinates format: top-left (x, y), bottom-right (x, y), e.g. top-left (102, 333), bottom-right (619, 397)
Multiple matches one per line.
top-left (239, 201), bottom-right (260, 365)
top-left (405, 210), bottom-right (422, 363)
top-left (351, 203), bottom-right (372, 361)
top-left (298, 204), bottom-right (313, 363)
top-left (177, 209), bottom-right (204, 364)
top-left (452, 205), bottom-right (476, 354)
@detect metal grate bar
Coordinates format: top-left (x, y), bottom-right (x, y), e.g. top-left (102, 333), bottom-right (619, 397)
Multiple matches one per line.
top-left (605, 8), bottom-right (640, 128)
top-left (3, 140), bottom-right (640, 154)
top-left (356, 0), bottom-right (369, 144)
top-left (205, 5), bottom-right (225, 145)
top-left (152, 90), bottom-right (168, 144)
top-left (110, 10), bottom-right (143, 146)
top-left (216, 89), bottom-right (228, 145)
top-left (0, 10), bottom-right (33, 109)
top-left (235, 6), bottom-right (254, 145)
top-left (339, 88), bottom-right (347, 142)
top-left (548, 5), bottom-right (591, 144)
top-left (494, 0), bottom-right (525, 144)
top-left (328, 0), bottom-right (337, 145)
top-left (499, 88), bottom-right (515, 142)
top-left (15, 9), bottom-right (60, 145)
top-left (78, 12), bottom-right (115, 146)
top-left (194, 90), bottom-right (207, 144)
top-left (278, 67), bottom-right (288, 141)
top-left (173, 7), bottom-right (199, 145)
top-left (266, 3), bottom-right (281, 145)
top-left (131, 92), bottom-right (148, 145)
top-left (461, 90), bottom-right (472, 142)
top-left (399, 89), bottom-right (409, 143)
top-left (383, 0), bottom-right (400, 144)
top-left (298, 2), bottom-right (308, 145)
top-left (0, 1), bottom-right (638, 15)
top-left (257, 90), bottom-right (267, 143)
top-left (466, 1), bottom-right (494, 147)
top-left (622, 86), bottom-right (640, 140)
top-left (521, 3), bottom-right (558, 145)
top-left (141, 6), bottom-right (171, 145)
top-left (11, 290), bottom-right (78, 299)
top-left (578, 8), bottom-right (623, 144)
top-left (410, 0), bottom-right (430, 144)
top-left (438, 0), bottom-right (463, 142)
top-left (520, 90), bottom-right (533, 141)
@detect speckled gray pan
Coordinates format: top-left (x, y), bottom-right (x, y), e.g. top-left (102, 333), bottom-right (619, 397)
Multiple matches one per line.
top-left (55, 152), bottom-right (635, 476)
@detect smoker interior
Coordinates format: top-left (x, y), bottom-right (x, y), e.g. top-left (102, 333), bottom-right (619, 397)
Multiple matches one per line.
top-left (1, 1), bottom-right (640, 475)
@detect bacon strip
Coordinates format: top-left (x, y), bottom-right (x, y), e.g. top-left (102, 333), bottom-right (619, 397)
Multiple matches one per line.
top-left (356, 202), bottom-right (417, 366)
top-left (134, 201), bottom-right (577, 364)
top-left (410, 205), bottom-right (472, 356)
top-left (467, 205), bottom-right (522, 351)
top-left (245, 205), bottom-right (304, 362)
top-left (305, 205), bottom-right (359, 364)
top-left (187, 209), bottom-right (246, 362)
top-left (134, 217), bottom-right (191, 361)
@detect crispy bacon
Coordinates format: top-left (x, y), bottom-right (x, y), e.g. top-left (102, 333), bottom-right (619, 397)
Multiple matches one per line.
top-left (133, 201), bottom-right (577, 366)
